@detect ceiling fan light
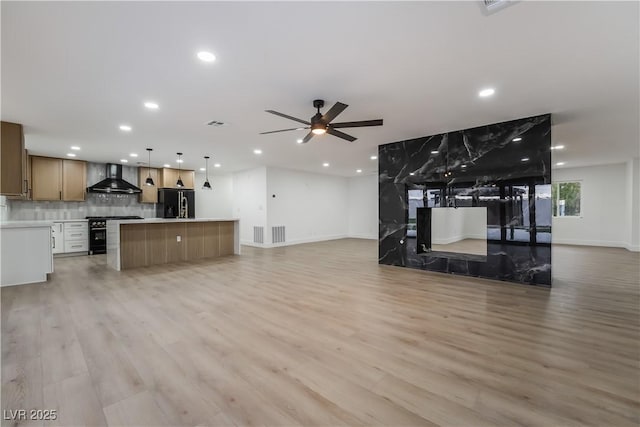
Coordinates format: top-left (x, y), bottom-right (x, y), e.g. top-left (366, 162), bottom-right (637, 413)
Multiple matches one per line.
top-left (202, 180), bottom-right (212, 190)
top-left (312, 127), bottom-right (326, 135)
top-left (145, 176), bottom-right (155, 186)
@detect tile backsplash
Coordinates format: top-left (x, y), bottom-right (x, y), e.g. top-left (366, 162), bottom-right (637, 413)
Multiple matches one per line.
top-left (5, 162), bottom-right (156, 220)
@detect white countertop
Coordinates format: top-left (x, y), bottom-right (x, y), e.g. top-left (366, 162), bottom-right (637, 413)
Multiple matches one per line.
top-left (109, 218), bottom-right (239, 225)
top-left (0, 220), bottom-right (55, 229)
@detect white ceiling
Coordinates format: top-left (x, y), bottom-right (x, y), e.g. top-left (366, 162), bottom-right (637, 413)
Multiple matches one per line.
top-left (2, 1), bottom-right (638, 176)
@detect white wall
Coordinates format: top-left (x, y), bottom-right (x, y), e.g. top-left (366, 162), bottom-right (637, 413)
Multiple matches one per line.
top-left (626, 158), bottom-right (640, 251)
top-left (194, 173), bottom-right (233, 218)
top-left (552, 163), bottom-right (629, 248)
top-left (231, 167), bottom-right (267, 245)
top-left (266, 167), bottom-right (349, 245)
top-left (347, 174), bottom-right (378, 239)
top-left (432, 207), bottom-right (486, 244)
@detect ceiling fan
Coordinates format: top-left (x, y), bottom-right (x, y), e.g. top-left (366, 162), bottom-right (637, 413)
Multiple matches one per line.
top-left (260, 99), bottom-right (383, 143)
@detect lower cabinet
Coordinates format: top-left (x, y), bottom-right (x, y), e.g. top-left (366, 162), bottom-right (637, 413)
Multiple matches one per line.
top-left (52, 221), bottom-right (88, 255)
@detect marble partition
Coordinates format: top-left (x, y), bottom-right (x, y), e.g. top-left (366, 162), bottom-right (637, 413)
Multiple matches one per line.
top-left (379, 114), bottom-right (552, 286)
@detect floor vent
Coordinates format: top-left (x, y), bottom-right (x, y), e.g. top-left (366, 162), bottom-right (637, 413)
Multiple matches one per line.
top-left (253, 226), bottom-right (264, 244)
top-left (272, 226), bottom-right (286, 244)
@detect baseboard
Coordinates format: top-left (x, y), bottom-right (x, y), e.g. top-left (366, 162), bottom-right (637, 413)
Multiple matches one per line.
top-left (433, 235), bottom-right (465, 245)
top-left (242, 234), bottom-right (350, 248)
top-left (625, 244), bottom-right (640, 252)
top-left (552, 238), bottom-right (631, 250)
top-left (347, 233), bottom-right (377, 240)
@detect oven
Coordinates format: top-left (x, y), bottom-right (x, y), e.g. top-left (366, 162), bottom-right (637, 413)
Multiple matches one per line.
top-left (88, 219), bottom-right (107, 255)
top-left (87, 216), bottom-right (143, 255)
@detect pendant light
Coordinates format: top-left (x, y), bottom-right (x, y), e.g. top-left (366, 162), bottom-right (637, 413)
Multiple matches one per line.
top-left (176, 152), bottom-right (184, 188)
top-left (145, 148), bottom-right (155, 186)
top-left (202, 156), bottom-right (212, 190)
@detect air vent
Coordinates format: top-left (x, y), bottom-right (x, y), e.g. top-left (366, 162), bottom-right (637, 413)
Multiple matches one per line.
top-left (272, 226), bottom-right (286, 244)
top-left (253, 226), bottom-right (264, 244)
top-left (206, 120), bottom-right (227, 127)
top-left (481, 0), bottom-right (515, 15)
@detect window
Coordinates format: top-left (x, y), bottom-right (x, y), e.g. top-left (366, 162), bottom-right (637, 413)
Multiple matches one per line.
top-left (552, 181), bottom-right (581, 217)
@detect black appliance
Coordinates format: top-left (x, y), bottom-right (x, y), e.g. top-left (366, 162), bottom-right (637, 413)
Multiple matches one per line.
top-left (87, 216), bottom-right (143, 255)
top-left (86, 164), bottom-right (142, 194)
top-left (156, 189), bottom-right (195, 219)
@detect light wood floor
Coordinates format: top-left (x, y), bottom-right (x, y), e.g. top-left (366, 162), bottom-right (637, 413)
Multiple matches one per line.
top-left (432, 238), bottom-right (487, 255)
top-left (2, 239), bottom-right (639, 427)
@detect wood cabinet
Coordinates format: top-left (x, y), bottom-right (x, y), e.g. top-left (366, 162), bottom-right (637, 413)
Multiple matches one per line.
top-left (158, 167), bottom-right (195, 189)
top-left (31, 156), bottom-right (86, 201)
top-left (1, 121), bottom-right (26, 196)
top-left (62, 159), bottom-right (86, 201)
top-left (31, 156), bottom-right (62, 200)
top-left (138, 167), bottom-right (159, 203)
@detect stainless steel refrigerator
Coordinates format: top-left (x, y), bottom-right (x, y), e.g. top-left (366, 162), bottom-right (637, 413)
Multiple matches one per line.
top-left (156, 189), bottom-right (195, 218)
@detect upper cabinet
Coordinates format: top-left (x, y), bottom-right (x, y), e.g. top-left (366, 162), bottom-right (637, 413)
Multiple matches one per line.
top-left (157, 167), bottom-right (194, 189)
top-left (138, 166), bottom-right (159, 203)
top-left (31, 156), bottom-right (86, 201)
top-left (1, 121), bottom-right (27, 196)
top-left (62, 159), bottom-right (86, 201)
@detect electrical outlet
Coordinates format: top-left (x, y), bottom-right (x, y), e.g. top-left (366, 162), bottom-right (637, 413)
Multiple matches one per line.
top-left (177, 235), bottom-right (181, 242)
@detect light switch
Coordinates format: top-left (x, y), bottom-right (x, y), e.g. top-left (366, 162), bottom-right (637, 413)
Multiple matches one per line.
top-left (177, 235), bottom-right (181, 242)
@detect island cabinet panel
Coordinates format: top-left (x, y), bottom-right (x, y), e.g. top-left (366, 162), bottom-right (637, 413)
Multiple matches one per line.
top-left (219, 222), bottom-right (235, 256)
top-left (120, 224), bottom-right (147, 269)
top-left (186, 222), bottom-right (204, 260)
top-left (165, 223), bottom-right (187, 263)
top-left (203, 222), bottom-right (220, 258)
top-left (146, 224), bottom-right (166, 265)
top-left (112, 220), bottom-right (238, 270)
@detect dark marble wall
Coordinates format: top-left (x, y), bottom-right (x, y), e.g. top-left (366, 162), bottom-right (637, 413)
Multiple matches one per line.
top-left (379, 114), bottom-right (552, 286)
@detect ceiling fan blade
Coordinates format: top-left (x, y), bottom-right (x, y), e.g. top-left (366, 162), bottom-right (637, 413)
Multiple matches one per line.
top-left (259, 127), bottom-right (308, 135)
top-left (265, 110), bottom-right (310, 125)
top-left (302, 131), bottom-right (315, 143)
top-left (321, 102), bottom-right (348, 124)
top-left (330, 119), bottom-right (383, 129)
top-left (326, 127), bottom-right (357, 142)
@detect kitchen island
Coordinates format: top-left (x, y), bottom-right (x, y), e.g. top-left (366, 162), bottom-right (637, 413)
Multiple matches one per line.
top-left (107, 218), bottom-right (240, 271)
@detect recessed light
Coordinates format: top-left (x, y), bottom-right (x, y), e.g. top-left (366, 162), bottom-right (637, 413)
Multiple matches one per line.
top-left (323, 163), bottom-right (330, 167)
top-left (163, 164), bottom-right (171, 168)
top-left (461, 165), bottom-right (467, 168)
top-left (356, 169), bottom-right (362, 173)
top-left (197, 51), bottom-right (216, 62)
top-left (551, 145), bottom-right (565, 150)
top-left (512, 137), bottom-right (522, 142)
top-left (409, 172), bottom-right (415, 176)
top-left (556, 162), bottom-right (566, 166)
top-left (119, 125), bottom-right (132, 132)
top-left (254, 149), bottom-right (262, 155)
top-left (120, 159), bottom-right (128, 163)
top-left (199, 167), bottom-right (206, 171)
top-left (296, 139), bottom-right (303, 144)
top-left (370, 155), bottom-right (377, 160)
top-left (70, 146), bottom-right (81, 151)
top-left (176, 159), bottom-right (184, 163)
top-left (144, 101), bottom-right (159, 110)
top-left (129, 153), bottom-right (138, 157)
top-left (521, 157), bottom-right (530, 162)
top-left (431, 150), bottom-right (439, 154)
top-left (66, 153), bottom-right (76, 157)
top-left (478, 88), bottom-right (495, 98)
top-left (213, 163), bottom-right (221, 168)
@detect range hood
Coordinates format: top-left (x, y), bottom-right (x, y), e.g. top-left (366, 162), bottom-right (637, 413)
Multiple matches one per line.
top-left (86, 163), bottom-right (142, 194)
